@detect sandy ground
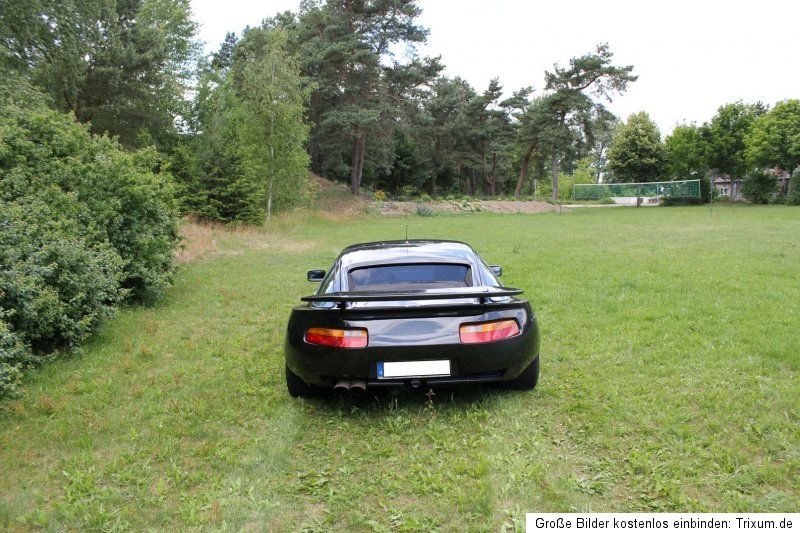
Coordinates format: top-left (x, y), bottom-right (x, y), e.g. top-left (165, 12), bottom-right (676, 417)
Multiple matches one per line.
top-left (370, 199), bottom-right (561, 216)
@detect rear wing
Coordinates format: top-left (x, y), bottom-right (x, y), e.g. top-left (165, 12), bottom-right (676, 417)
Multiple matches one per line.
top-left (301, 286), bottom-right (523, 306)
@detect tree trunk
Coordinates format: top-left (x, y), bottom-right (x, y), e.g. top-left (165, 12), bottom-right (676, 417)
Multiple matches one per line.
top-left (349, 133), bottom-right (366, 195)
top-left (490, 152), bottom-right (497, 196)
top-left (551, 149), bottom-right (559, 202)
top-left (515, 145), bottom-right (535, 197)
top-left (430, 140), bottom-right (440, 195)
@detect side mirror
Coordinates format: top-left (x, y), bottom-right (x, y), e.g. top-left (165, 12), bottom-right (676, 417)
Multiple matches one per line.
top-left (489, 265), bottom-right (503, 277)
top-left (307, 269), bottom-right (326, 282)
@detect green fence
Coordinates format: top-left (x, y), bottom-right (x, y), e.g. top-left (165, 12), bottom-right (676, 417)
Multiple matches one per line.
top-left (573, 180), bottom-right (701, 200)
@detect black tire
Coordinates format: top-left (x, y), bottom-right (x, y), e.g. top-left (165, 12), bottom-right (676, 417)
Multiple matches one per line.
top-left (507, 356), bottom-right (539, 390)
top-left (286, 365), bottom-right (318, 398)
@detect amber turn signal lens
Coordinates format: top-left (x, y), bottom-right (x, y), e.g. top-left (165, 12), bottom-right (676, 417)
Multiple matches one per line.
top-left (305, 327), bottom-right (368, 348)
top-left (459, 319), bottom-right (520, 344)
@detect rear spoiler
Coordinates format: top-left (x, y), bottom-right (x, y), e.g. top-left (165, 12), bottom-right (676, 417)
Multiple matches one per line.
top-left (301, 286), bottom-right (523, 305)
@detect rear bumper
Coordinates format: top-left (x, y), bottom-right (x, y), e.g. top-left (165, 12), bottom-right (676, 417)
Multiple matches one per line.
top-left (284, 312), bottom-right (540, 387)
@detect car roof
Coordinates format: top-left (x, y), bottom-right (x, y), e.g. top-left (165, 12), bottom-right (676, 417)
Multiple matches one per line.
top-left (338, 240), bottom-right (479, 270)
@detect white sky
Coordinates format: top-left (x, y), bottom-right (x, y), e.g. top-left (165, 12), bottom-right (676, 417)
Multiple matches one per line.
top-left (190, 0), bottom-right (799, 134)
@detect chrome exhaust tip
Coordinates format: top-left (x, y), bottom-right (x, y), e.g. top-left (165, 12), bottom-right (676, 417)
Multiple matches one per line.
top-left (333, 380), bottom-right (351, 393)
top-left (349, 380), bottom-right (367, 394)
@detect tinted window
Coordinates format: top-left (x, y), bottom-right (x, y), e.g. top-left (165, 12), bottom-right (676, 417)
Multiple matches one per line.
top-left (349, 264), bottom-right (471, 291)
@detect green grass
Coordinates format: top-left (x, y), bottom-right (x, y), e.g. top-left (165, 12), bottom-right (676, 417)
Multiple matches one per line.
top-left (1, 206), bottom-right (799, 530)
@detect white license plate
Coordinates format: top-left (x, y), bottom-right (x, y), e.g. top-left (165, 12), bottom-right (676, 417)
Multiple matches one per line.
top-left (377, 360), bottom-right (451, 379)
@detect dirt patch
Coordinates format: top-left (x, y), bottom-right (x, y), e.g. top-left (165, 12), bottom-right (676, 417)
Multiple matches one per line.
top-left (308, 173), bottom-right (366, 219)
top-left (369, 199), bottom-right (561, 216)
top-left (481, 200), bottom-right (562, 213)
top-left (177, 219), bottom-right (315, 264)
top-left (176, 221), bottom-right (220, 264)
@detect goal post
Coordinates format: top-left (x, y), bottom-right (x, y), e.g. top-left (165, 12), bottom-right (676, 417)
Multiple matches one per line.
top-left (572, 179), bottom-right (701, 204)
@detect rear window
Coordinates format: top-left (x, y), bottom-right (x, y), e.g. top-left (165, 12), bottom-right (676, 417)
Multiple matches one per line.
top-left (348, 263), bottom-right (472, 291)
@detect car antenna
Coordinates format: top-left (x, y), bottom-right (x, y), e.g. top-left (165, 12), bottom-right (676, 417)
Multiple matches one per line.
top-left (405, 224), bottom-right (408, 243)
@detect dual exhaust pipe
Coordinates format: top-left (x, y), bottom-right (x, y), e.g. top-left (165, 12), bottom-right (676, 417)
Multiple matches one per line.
top-left (333, 380), bottom-right (366, 394)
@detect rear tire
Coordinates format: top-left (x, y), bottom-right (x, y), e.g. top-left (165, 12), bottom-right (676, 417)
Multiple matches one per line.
top-left (286, 366), bottom-right (318, 398)
top-left (507, 356), bottom-right (539, 390)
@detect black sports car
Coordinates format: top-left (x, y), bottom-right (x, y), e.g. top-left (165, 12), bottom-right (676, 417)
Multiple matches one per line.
top-left (284, 240), bottom-right (540, 396)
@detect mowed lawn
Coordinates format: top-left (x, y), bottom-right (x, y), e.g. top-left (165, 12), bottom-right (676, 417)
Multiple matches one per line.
top-left (1, 206), bottom-right (798, 530)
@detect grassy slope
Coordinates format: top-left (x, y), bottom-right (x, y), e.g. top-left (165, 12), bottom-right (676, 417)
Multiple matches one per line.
top-left (1, 206), bottom-right (798, 531)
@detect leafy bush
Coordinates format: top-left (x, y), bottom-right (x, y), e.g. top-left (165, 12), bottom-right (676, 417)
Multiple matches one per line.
top-left (0, 315), bottom-right (29, 399)
top-left (599, 197), bottom-right (615, 205)
top-left (0, 76), bottom-right (179, 396)
top-left (419, 193), bottom-right (432, 203)
top-left (374, 189), bottom-right (387, 201)
top-left (0, 85), bottom-right (179, 302)
top-left (0, 201), bottom-right (124, 352)
top-left (788, 168), bottom-right (800, 206)
top-left (741, 171), bottom-right (777, 204)
top-left (395, 194), bottom-right (409, 202)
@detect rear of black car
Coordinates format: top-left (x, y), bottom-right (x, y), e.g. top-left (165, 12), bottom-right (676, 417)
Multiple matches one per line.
top-left (283, 241), bottom-right (540, 395)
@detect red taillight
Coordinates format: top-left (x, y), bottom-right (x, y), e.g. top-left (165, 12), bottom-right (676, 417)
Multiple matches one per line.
top-left (305, 327), bottom-right (368, 348)
top-left (459, 319), bottom-right (520, 344)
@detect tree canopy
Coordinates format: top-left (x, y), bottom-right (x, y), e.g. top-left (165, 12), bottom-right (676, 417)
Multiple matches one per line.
top-left (607, 112), bottom-right (664, 183)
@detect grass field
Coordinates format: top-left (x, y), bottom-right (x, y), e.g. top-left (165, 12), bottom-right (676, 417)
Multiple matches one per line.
top-left (1, 205), bottom-right (799, 531)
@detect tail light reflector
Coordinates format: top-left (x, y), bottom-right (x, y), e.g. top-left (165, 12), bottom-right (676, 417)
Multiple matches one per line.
top-left (305, 327), bottom-right (368, 348)
top-left (459, 319), bottom-right (520, 344)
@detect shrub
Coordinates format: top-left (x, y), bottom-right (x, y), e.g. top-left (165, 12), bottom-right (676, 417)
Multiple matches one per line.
top-left (416, 204), bottom-right (434, 216)
top-left (0, 200), bottom-right (124, 352)
top-left (0, 84), bottom-right (179, 302)
top-left (741, 171), bottom-right (777, 204)
top-left (0, 75), bottom-right (179, 396)
top-left (599, 197), bottom-right (615, 205)
top-left (419, 193), bottom-right (432, 203)
top-left (0, 315), bottom-right (29, 399)
top-left (374, 189), bottom-right (387, 201)
top-left (395, 195), bottom-right (409, 202)
top-left (788, 168), bottom-right (800, 206)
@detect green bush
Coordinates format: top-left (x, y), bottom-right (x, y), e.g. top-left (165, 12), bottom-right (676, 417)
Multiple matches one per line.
top-left (741, 171), bottom-right (777, 204)
top-left (788, 168), bottom-right (800, 206)
top-left (0, 76), bottom-right (179, 396)
top-left (0, 315), bottom-right (29, 399)
top-left (0, 201), bottom-right (124, 352)
top-left (0, 86), bottom-right (179, 302)
top-left (419, 193), bottom-right (432, 203)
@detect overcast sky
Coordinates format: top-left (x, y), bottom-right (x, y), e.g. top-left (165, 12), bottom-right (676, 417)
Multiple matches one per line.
top-left (191, 0), bottom-right (799, 133)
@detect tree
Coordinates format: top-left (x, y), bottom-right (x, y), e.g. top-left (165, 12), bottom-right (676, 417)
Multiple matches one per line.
top-left (787, 167), bottom-right (800, 206)
top-left (516, 44), bottom-right (636, 199)
top-left (589, 107), bottom-right (619, 183)
top-left (607, 112), bottom-right (665, 182)
top-left (740, 170), bottom-right (776, 204)
top-left (289, 0), bottom-right (441, 195)
top-left (705, 102), bottom-right (766, 201)
top-left (745, 99), bottom-right (800, 173)
top-left (0, 0), bottom-right (199, 147)
top-left (419, 76), bottom-right (474, 194)
top-left (664, 123), bottom-right (713, 201)
top-left (665, 123), bottom-right (707, 180)
top-left (186, 28), bottom-right (309, 223)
